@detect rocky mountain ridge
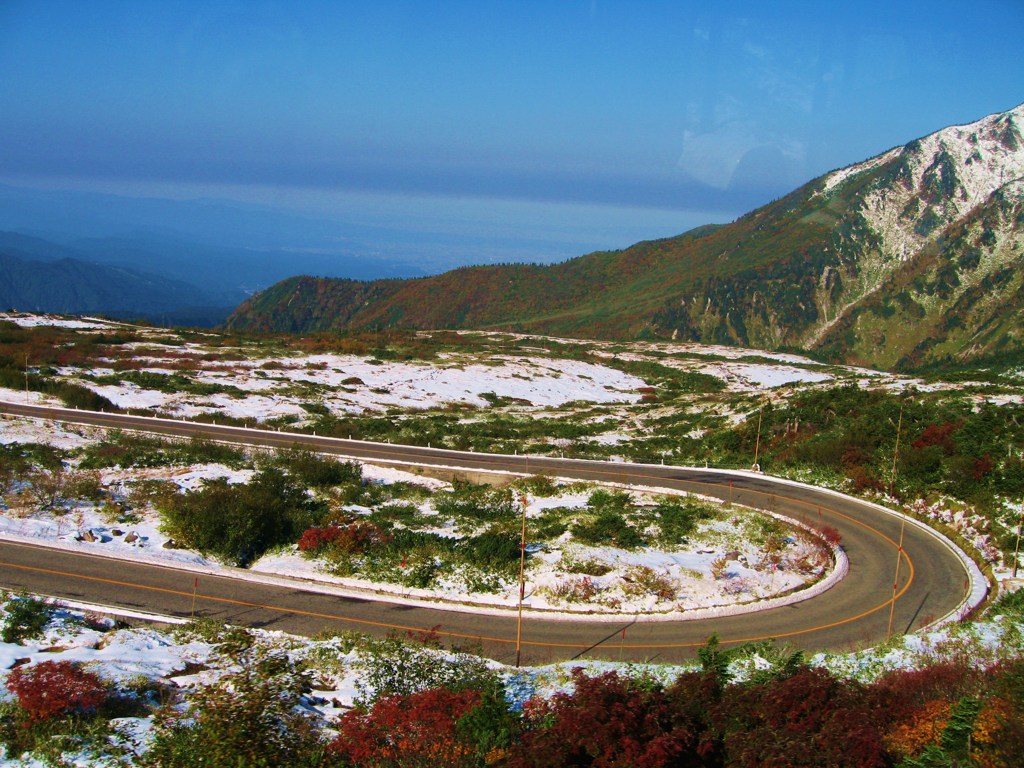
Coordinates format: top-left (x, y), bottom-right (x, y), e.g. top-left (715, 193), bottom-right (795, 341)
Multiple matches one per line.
top-left (226, 104), bottom-right (1024, 370)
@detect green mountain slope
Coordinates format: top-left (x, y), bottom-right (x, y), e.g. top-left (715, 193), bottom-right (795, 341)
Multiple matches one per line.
top-left (226, 105), bottom-right (1024, 370)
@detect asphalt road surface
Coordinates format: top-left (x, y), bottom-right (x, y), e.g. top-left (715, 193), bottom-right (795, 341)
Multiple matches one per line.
top-left (0, 401), bottom-right (978, 665)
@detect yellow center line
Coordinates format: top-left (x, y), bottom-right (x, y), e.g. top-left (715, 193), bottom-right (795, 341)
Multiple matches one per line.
top-left (0, 559), bottom-right (516, 646)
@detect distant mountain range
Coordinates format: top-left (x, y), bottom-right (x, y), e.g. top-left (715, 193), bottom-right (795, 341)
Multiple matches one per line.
top-left (0, 184), bottom-right (437, 325)
top-left (226, 104), bottom-right (1024, 370)
top-left (0, 232), bottom-right (231, 324)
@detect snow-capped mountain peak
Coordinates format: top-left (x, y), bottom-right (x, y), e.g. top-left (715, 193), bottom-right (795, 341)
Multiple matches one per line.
top-left (824, 103), bottom-right (1024, 210)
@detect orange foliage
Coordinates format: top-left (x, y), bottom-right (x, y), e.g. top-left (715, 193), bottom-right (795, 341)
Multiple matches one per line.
top-left (883, 698), bottom-right (951, 759)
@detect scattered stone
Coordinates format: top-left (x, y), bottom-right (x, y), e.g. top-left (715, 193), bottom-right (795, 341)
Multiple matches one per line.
top-left (81, 530), bottom-right (97, 543)
top-left (111, 528), bottom-right (124, 537)
top-left (163, 538), bottom-right (180, 549)
top-left (125, 531), bottom-right (138, 543)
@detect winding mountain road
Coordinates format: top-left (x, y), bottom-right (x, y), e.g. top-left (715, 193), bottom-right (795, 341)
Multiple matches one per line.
top-left (0, 401), bottom-right (982, 665)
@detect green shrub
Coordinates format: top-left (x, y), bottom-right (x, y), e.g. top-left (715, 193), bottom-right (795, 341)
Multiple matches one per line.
top-left (650, 500), bottom-right (713, 546)
top-left (52, 382), bottom-right (116, 411)
top-left (79, 432), bottom-right (246, 469)
top-left (572, 511), bottom-right (643, 549)
top-left (0, 442), bottom-right (64, 478)
top-left (368, 503), bottom-right (421, 526)
top-left (274, 449), bottom-right (362, 488)
top-left (0, 698), bottom-right (124, 765)
top-left (352, 634), bottom-right (497, 707)
top-left (560, 551), bottom-right (613, 576)
top-left (462, 529), bottom-right (521, 571)
top-left (435, 483), bottom-right (517, 528)
top-left (144, 649), bottom-right (325, 767)
top-left (587, 488), bottom-right (632, 513)
top-left (990, 588), bottom-right (1024, 621)
top-left (620, 565), bottom-right (678, 601)
top-left (177, 617), bottom-right (256, 655)
top-left (533, 508), bottom-right (571, 539)
top-left (156, 468), bottom-right (325, 567)
top-left (379, 480), bottom-right (434, 501)
top-left (1, 593), bottom-right (52, 644)
top-left (513, 475), bottom-right (560, 497)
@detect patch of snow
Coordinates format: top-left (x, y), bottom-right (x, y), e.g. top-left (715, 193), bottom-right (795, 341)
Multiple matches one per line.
top-left (0, 313), bottom-right (122, 331)
top-left (724, 363), bottom-right (832, 388)
top-left (821, 147), bottom-right (902, 194)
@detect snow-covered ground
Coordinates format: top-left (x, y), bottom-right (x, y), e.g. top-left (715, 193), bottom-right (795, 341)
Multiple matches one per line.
top-left (0, 314), bottom-right (127, 331)
top-left (3, 313), bottom-right (649, 421)
top-left (55, 352), bottom-right (646, 419)
top-left (6, 310), bottom-right (1006, 620)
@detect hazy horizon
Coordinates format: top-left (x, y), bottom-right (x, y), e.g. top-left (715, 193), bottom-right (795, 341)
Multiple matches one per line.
top-left (1, 1), bottom-right (1023, 277)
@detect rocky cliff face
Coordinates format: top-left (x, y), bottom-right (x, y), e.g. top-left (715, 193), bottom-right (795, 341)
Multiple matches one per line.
top-left (653, 104), bottom-right (1024, 367)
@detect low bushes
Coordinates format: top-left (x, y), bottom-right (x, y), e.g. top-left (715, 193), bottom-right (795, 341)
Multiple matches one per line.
top-left (78, 432), bottom-right (246, 469)
top-left (6, 660), bottom-right (108, 723)
top-left (506, 668), bottom-right (708, 768)
top-left (330, 684), bottom-right (519, 768)
top-left (571, 511), bottom-right (643, 549)
top-left (273, 449), bottom-right (362, 488)
top-left (143, 649), bottom-right (324, 768)
top-left (331, 687), bottom-right (486, 768)
top-left (300, 521), bottom-right (521, 593)
top-left (157, 468), bottom-right (324, 566)
top-left (0, 660), bottom-right (126, 763)
top-left (298, 520), bottom-right (393, 556)
top-left (350, 633), bottom-right (497, 705)
top-left (501, 658), bottom-right (1024, 768)
top-left (1, 593), bottom-right (53, 644)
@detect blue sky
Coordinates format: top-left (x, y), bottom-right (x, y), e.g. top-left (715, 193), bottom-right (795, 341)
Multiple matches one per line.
top-left (1, 1), bottom-right (1022, 267)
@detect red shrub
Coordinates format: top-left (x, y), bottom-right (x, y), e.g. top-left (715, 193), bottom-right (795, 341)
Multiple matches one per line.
top-left (972, 454), bottom-right (994, 481)
top-left (973, 660), bottom-right (1024, 767)
top-left (716, 666), bottom-right (887, 768)
top-left (869, 659), bottom-right (980, 719)
top-left (296, 525), bottom-right (344, 553)
top-left (297, 521), bottom-right (391, 555)
top-left (911, 421), bottom-right (959, 452)
top-left (329, 687), bottom-right (483, 768)
top-left (506, 669), bottom-right (703, 768)
top-left (868, 658), bottom-right (983, 760)
top-left (848, 465), bottom-right (886, 493)
top-left (6, 660), bottom-right (108, 722)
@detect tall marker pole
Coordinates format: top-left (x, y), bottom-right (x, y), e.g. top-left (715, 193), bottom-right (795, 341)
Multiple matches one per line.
top-left (515, 491), bottom-right (528, 668)
top-left (887, 403), bottom-right (906, 640)
top-left (1012, 504), bottom-right (1023, 579)
top-left (752, 402), bottom-right (764, 471)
